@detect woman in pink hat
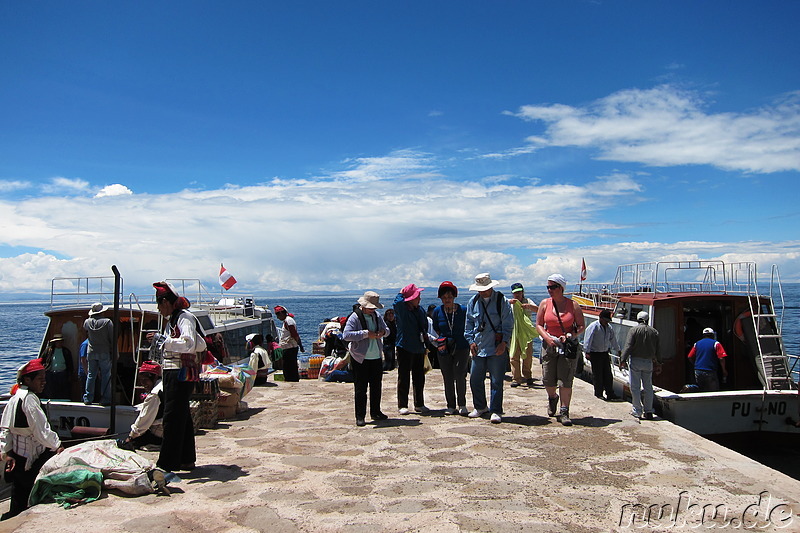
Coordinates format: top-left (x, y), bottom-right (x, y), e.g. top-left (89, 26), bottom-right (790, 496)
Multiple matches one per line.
top-left (392, 283), bottom-right (431, 415)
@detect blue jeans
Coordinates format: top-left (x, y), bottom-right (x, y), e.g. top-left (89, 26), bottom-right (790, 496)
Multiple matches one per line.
top-left (629, 358), bottom-right (654, 415)
top-left (470, 354), bottom-right (506, 414)
top-left (84, 356), bottom-right (111, 404)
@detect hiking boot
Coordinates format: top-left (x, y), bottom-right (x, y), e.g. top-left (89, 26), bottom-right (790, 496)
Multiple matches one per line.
top-left (547, 395), bottom-right (559, 417)
top-left (559, 407), bottom-right (572, 426)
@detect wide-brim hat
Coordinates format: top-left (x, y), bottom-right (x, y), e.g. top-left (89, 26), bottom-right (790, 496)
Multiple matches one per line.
top-left (469, 273), bottom-right (499, 292)
top-left (88, 302), bottom-right (105, 316)
top-left (358, 291), bottom-right (384, 309)
top-left (401, 284), bottom-right (424, 302)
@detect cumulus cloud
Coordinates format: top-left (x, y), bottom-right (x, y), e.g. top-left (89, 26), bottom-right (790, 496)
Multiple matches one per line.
top-left (499, 86), bottom-right (800, 173)
top-left (0, 150), bottom-right (797, 294)
top-left (95, 184), bottom-right (133, 198)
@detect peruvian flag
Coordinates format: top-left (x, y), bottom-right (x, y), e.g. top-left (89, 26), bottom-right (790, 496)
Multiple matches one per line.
top-left (219, 263), bottom-right (237, 290)
top-left (580, 258), bottom-right (587, 281)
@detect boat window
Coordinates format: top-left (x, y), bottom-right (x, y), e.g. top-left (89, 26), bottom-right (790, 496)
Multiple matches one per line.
top-left (654, 307), bottom-right (676, 361)
top-left (197, 315), bottom-right (214, 332)
top-left (617, 302), bottom-right (646, 322)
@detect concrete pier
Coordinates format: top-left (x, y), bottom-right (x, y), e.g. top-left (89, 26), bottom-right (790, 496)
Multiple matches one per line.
top-left (3, 369), bottom-right (799, 532)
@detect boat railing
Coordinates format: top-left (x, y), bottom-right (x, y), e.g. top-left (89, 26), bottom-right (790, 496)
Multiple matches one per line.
top-left (164, 278), bottom-right (264, 325)
top-left (50, 275), bottom-right (122, 309)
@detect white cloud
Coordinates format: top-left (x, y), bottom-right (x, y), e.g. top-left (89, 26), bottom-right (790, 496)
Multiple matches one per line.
top-left (0, 180), bottom-right (32, 193)
top-left (95, 184), bottom-right (133, 198)
top-left (42, 177), bottom-right (91, 194)
top-left (0, 150), bottom-right (798, 294)
top-left (503, 86), bottom-right (800, 173)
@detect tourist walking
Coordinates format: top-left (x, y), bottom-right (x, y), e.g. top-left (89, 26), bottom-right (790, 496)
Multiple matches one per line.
top-left (620, 311), bottom-right (661, 419)
top-left (275, 305), bottom-right (304, 382)
top-left (342, 291), bottom-right (390, 426)
top-left (465, 273), bottom-right (513, 424)
top-left (431, 281), bottom-right (470, 415)
top-left (508, 283), bottom-right (539, 388)
top-left (393, 283), bottom-right (430, 414)
top-left (583, 309), bottom-right (621, 401)
top-left (535, 274), bottom-right (586, 426)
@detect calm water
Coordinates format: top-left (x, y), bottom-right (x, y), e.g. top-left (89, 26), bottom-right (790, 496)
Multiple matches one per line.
top-left (2, 285), bottom-right (798, 392)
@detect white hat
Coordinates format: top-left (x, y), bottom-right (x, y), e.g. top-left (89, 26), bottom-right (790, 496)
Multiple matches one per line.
top-left (547, 274), bottom-right (567, 290)
top-left (702, 327), bottom-right (715, 335)
top-left (88, 302), bottom-right (105, 316)
top-left (469, 273), bottom-right (499, 292)
top-left (246, 333), bottom-right (257, 342)
top-left (637, 311), bottom-right (649, 322)
top-left (357, 291), bottom-right (384, 310)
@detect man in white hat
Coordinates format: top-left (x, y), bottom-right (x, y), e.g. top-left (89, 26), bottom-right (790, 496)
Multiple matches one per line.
top-left (464, 273), bottom-right (513, 424)
top-left (83, 302), bottom-right (114, 405)
top-left (619, 311), bottom-right (661, 419)
top-left (687, 327), bottom-right (728, 392)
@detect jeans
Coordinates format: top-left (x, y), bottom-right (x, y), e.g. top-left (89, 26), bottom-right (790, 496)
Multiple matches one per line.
top-left (352, 357), bottom-right (383, 420)
top-left (84, 356), bottom-right (112, 404)
top-left (695, 369), bottom-right (720, 392)
top-left (629, 358), bottom-right (654, 415)
top-left (396, 347), bottom-right (426, 409)
top-left (439, 347), bottom-right (470, 409)
top-left (470, 353), bottom-right (507, 414)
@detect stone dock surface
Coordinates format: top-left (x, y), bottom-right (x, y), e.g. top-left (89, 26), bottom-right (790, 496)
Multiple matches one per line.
top-left (2, 369), bottom-right (799, 532)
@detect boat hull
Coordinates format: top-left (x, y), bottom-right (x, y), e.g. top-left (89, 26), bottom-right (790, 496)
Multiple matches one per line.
top-left (0, 400), bottom-right (139, 440)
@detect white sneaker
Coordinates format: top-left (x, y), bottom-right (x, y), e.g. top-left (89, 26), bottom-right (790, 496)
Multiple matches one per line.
top-left (468, 408), bottom-right (489, 418)
top-left (490, 413), bottom-right (502, 424)
top-left (457, 406), bottom-right (469, 416)
top-left (414, 405), bottom-right (430, 413)
top-left (399, 407), bottom-right (410, 415)
top-left (444, 408), bottom-right (457, 415)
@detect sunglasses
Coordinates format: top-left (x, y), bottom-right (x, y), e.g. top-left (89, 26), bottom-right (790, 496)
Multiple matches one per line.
top-left (546, 285), bottom-right (561, 290)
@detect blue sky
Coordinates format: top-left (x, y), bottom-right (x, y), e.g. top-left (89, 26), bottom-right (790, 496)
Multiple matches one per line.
top-left (1, 1), bottom-right (799, 295)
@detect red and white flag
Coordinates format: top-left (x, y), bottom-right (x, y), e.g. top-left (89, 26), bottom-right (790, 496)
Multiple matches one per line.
top-left (219, 263), bottom-right (237, 291)
top-left (580, 258), bottom-right (587, 281)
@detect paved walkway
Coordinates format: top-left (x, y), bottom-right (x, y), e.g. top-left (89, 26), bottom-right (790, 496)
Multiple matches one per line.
top-left (3, 367), bottom-right (799, 532)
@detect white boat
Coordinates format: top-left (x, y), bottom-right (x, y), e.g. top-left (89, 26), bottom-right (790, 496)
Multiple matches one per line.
top-left (1, 268), bottom-right (278, 439)
top-left (574, 260), bottom-right (800, 439)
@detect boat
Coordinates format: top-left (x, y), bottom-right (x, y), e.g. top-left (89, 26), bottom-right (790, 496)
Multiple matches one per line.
top-left (0, 268), bottom-right (278, 440)
top-left (573, 260), bottom-right (800, 440)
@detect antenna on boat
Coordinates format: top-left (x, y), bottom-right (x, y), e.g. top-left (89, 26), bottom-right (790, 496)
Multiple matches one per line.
top-left (110, 265), bottom-right (121, 433)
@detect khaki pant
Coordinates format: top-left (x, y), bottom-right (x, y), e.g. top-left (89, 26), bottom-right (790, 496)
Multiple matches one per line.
top-left (510, 342), bottom-right (533, 383)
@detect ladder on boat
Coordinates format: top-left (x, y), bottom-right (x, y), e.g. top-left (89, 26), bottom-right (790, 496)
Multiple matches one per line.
top-left (748, 265), bottom-right (795, 391)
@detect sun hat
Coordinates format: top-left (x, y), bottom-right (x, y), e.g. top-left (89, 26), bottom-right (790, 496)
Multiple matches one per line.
top-left (511, 283), bottom-right (524, 293)
top-left (401, 283), bottom-right (424, 302)
top-left (702, 327), bottom-right (715, 336)
top-left (138, 361), bottom-right (162, 377)
top-left (358, 291), bottom-right (384, 309)
top-left (437, 281), bottom-right (458, 298)
top-left (547, 274), bottom-right (567, 290)
top-left (88, 302), bottom-right (105, 316)
top-left (637, 311), bottom-right (649, 322)
top-left (469, 273), bottom-right (499, 292)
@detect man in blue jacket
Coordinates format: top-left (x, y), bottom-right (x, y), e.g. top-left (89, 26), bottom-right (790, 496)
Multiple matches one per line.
top-left (393, 283), bottom-right (431, 415)
top-left (465, 273), bottom-right (513, 424)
